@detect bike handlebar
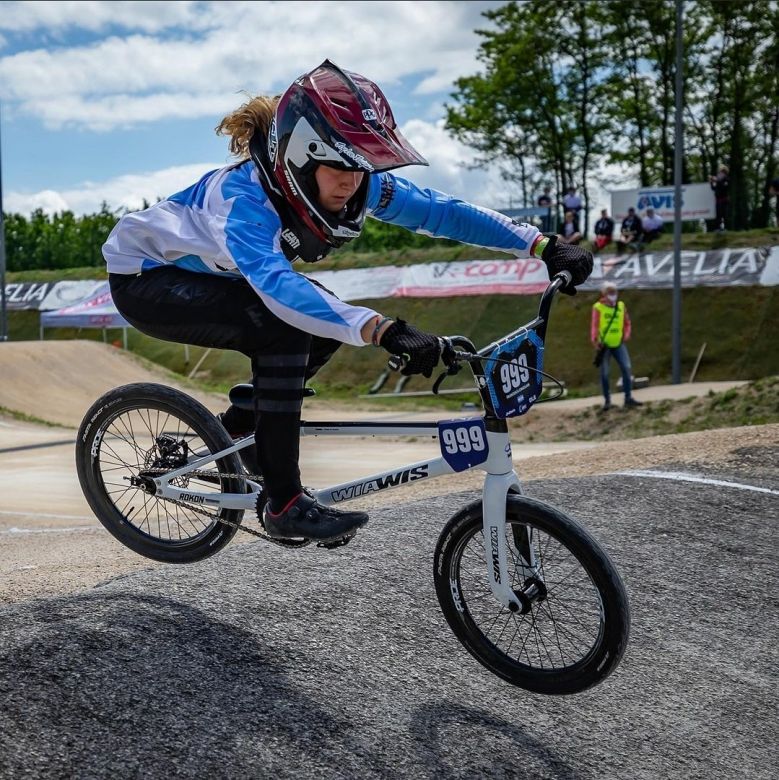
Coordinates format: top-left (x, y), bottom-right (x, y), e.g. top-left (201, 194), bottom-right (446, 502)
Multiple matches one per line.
top-left (441, 271), bottom-right (571, 365)
top-left (386, 271), bottom-right (572, 377)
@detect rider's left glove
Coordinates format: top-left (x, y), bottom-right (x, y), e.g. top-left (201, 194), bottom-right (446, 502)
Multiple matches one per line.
top-left (380, 319), bottom-right (442, 378)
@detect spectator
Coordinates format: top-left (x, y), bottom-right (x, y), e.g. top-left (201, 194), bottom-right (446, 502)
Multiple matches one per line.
top-left (640, 207), bottom-right (664, 245)
top-left (615, 207), bottom-right (643, 256)
top-left (709, 165), bottom-right (729, 231)
top-left (591, 281), bottom-right (642, 411)
top-left (537, 186), bottom-right (554, 232)
top-left (558, 210), bottom-right (582, 245)
top-left (592, 209), bottom-right (615, 254)
top-left (562, 186), bottom-right (583, 221)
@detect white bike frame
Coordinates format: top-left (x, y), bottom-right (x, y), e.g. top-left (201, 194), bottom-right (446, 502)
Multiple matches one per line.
top-left (149, 273), bottom-right (570, 613)
top-left (151, 419), bottom-right (535, 613)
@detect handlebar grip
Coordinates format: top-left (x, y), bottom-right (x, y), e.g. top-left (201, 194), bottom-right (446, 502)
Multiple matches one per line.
top-left (556, 270), bottom-right (573, 286)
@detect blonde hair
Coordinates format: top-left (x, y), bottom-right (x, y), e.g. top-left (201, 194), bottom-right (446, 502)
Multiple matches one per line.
top-left (215, 93), bottom-right (280, 160)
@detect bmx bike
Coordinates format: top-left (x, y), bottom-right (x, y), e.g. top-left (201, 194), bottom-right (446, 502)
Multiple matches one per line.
top-left (76, 272), bottom-right (630, 695)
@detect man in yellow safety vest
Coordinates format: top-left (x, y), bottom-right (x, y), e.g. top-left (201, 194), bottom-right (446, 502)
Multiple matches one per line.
top-left (591, 281), bottom-right (643, 412)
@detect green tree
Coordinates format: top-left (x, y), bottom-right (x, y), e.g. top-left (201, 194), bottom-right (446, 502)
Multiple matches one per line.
top-left (3, 203), bottom-right (122, 272)
top-left (446, 1), bottom-right (615, 236)
top-left (447, 0), bottom-right (778, 232)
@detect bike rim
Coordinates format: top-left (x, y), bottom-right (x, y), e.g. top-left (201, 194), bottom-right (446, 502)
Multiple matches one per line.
top-left (452, 518), bottom-right (605, 674)
top-left (94, 405), bottom-right (224, 545)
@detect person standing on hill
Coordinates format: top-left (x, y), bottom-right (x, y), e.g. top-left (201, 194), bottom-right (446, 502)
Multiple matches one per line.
top-left (591, 282), bottom-right (642, 411)
top-left (103, 59), bottom-right (594, 545)
top-left (709, 165), bottom-right (730, 232)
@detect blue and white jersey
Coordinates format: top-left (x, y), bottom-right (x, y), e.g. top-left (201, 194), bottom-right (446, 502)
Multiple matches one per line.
top-left (103, 161), bottom-right (540, 346)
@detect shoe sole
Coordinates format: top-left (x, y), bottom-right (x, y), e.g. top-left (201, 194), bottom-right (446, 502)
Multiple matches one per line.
top-left (263, 519), bottom-right (367, 544)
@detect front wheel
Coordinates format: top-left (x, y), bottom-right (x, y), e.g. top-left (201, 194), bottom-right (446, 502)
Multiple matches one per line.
top-left (434, 495), bottom-right (630, 694)
top-left (76, 383), bottom-right (245, 563)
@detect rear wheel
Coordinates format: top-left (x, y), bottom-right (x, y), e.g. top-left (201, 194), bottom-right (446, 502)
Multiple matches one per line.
top-left (434, 495), bottom-right (630, 694)
top-left (76, 383), bottom-right (245, 563)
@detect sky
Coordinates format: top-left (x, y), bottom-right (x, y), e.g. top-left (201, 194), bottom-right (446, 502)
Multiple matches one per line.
top-left (0, 0), bottom-right (618, 222)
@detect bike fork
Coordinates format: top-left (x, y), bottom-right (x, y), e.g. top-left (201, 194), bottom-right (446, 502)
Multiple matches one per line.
top-left (481, 432), bottom-right (541, 613)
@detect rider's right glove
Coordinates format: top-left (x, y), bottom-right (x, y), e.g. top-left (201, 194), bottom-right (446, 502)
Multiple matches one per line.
top-left (380, 319), bottom-right (442, 378)
top-left (535, 234), bottom-right (594, 295)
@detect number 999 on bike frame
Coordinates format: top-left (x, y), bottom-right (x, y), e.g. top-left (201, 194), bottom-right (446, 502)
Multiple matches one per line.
top-left (437, 419), bottom-right (489, 472)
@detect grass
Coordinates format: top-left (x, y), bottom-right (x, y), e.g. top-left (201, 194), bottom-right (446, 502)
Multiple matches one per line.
top-left (511, 375), bottom-right (779, 443)
top-left (0, 405), bottom-right (63, 428)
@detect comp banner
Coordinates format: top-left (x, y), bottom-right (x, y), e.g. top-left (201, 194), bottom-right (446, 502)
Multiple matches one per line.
top-left (308, 246), bottom-right (778, 299)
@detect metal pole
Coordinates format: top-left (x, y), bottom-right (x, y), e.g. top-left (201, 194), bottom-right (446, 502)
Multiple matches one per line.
top-left (672, 0), bottom-right (684, 384)
top-left (0, 99), bottom-right (9, 342)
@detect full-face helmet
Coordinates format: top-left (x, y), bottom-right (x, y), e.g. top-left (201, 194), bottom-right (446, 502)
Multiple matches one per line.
top-left (268, 60), bottom-right (428, 247)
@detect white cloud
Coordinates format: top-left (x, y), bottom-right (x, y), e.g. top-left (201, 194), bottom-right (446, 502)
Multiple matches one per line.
top-left (0, 1), bottom-right (496, 129)
top-left (399, 118), bottom-right (515, 209)
top-left (5, 162), bottom-right (222, 215)
top-left (5, 119), bottom-right (514, 216)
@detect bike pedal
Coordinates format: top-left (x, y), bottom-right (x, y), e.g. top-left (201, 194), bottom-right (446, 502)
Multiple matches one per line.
top-left (316, 532), bottom-right (356, 550)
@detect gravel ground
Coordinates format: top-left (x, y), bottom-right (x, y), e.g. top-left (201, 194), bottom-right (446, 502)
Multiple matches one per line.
top-left (1, 423), bottom-right (775, 608)
top-left (0, 442), bottom-right (776, 779)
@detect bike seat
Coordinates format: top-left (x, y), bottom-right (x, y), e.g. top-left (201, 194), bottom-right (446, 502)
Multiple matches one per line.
top-left (228, 383), bottom-right (316, 410)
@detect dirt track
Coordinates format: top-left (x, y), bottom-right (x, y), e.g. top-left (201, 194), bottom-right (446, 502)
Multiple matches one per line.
top-left (1, 340), bottom-right (775, 606)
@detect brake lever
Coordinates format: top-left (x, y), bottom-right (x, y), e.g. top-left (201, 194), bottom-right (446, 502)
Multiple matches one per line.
top-left (432, 361), bottom-right (462, 395)
top-left (387, 353), bottom-right (409, 372)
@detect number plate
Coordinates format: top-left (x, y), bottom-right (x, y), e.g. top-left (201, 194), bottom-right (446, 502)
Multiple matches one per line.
top-left (484, 329), bottom-right (544, 418)
top-left (438, 418), bottom-right (489, 472)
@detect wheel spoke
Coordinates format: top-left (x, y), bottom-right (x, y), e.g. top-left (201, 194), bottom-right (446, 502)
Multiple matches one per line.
top-left (90, 404), bottom-right (227, 545)
top-left (452, 516), bottom-right (606, 675)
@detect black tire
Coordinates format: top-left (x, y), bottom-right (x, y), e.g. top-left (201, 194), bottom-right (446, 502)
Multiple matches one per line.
top-left (434, 494), bottom-right (630, 694)
top-left (76, 383), bottom-right (245, 563)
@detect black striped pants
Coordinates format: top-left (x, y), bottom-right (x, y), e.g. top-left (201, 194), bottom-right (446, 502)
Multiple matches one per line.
top-left (109, 267), bottom-right (341, 505)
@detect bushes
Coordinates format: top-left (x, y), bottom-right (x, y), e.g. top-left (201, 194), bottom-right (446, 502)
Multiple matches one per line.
top-left (3, 204), bottom-right (122, 272)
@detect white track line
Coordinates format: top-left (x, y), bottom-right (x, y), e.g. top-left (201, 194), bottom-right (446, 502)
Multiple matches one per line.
top-left (616, 470), bottom-right (779, 496)
top-left (0, 509), bottom-right (94, 521)
top-left (2, 526), bottom-right (95, 535)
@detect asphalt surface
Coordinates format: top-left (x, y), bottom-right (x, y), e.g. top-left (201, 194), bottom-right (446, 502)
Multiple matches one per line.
top-left (1, 450), bottom-right (777, 780)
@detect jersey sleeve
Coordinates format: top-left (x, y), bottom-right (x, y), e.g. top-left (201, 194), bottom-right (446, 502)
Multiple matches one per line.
top-left (365, 172), bottom-right (541, 256)
top-left (211, 186), bottom-right (378, 347)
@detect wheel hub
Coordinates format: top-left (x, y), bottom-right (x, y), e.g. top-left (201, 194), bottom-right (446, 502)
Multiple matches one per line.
top-left (514, 577), bottom-right (548, 614)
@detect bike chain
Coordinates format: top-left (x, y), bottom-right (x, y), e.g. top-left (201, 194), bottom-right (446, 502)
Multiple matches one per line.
top-left (143, 467), bottom-right (311, 548)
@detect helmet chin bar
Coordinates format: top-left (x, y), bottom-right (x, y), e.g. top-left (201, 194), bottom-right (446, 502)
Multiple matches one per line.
top-left (287, 156), bottom-right (368, 245)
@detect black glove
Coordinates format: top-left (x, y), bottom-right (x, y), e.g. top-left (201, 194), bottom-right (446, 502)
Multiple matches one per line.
top-left (380, 319), bottom-right (442, 378)
top-left (540, 235), bottom-right (594, 295)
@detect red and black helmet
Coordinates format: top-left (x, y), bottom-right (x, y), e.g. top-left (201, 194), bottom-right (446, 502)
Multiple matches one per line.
top-left (268, 60), bottom-right (428, 247)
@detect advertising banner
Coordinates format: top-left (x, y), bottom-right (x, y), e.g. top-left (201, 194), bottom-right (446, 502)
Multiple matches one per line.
top-left (2, 280), bottom-right (106, 311)
top-left (582, 245), bottom-right (775, 289)
top-left (40, 281), bottom-right (129, 329)
top-left (2, 281), bottom-right (56, 310)
top-left (308, 247), bottom-right (776, 300)
top-left (611, 183), bottom-right (715, 221)
top-left (10, 245), bottom-right (779, 326)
